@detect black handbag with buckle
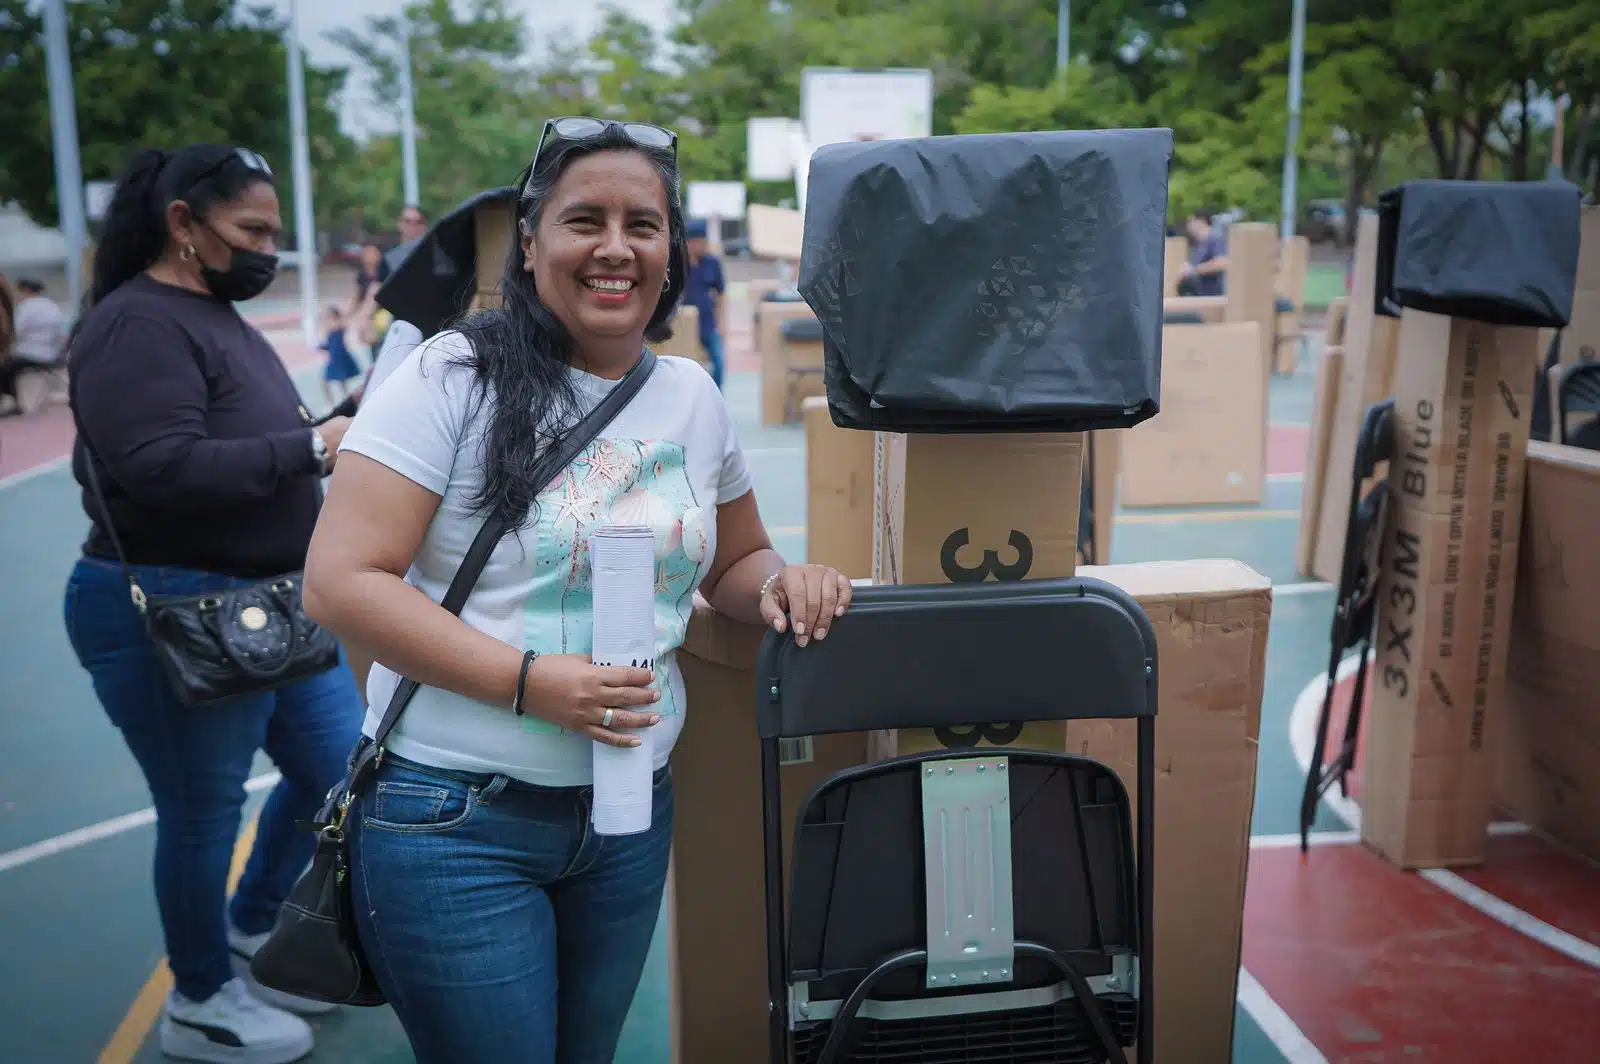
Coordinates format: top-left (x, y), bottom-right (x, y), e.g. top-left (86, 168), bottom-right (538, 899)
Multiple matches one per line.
top-left (248, 351), bottom-right (657, 1007)
top-left (78, 445), bottom-right (341, 708)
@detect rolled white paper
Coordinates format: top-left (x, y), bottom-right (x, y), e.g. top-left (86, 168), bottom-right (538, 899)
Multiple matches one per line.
top-left (588, 525), bottom-right (658, 836)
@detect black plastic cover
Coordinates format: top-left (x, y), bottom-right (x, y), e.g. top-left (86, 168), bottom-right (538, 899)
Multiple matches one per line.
top-left (1374, 179), bottom-right (1581, 328)
top-left (799, 129), bottom-right (1173, 434)
top-left (376, 186), bottom-right (516, 338)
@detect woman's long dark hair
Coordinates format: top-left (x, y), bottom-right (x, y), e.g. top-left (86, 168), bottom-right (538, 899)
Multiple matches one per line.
top-left (451, 126), bottom-right (687, 528)
top-left (87, 144), bottom-right (275, 310)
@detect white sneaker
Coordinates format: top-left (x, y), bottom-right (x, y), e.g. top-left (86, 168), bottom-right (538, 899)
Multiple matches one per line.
top-left (159, 978), bottom-right (313, 1064)
top-left (228, 923), bottom-right (340, 1017)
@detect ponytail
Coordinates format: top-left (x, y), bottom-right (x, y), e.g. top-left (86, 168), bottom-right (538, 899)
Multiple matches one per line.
top-left (88, 149), bottom-right (171, 308)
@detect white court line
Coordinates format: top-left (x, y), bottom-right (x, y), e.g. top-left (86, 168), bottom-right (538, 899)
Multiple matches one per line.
top-left (1283, 661), bottom-right (1599, 973)
top-left (1236, 969), bottom-right (1330, 1064)
top-left (1273, 581), bottom-right (1333, 597)
top-left (0, 454), bottom-right (70, 491)
top-left (1419, 868), bottom-right (1600, 970)
top-left (0, 772), bottom-right (281, 875)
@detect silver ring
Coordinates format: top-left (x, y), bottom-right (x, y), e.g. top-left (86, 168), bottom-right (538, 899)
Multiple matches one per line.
top-left (602, 708), bottom-right (615, 728)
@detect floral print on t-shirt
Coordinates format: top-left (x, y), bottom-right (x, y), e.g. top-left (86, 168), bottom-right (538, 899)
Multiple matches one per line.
top-left (519, 437), bottom-right (708, 734)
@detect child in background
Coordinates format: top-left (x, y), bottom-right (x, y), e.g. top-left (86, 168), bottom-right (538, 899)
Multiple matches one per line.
top-left (319, 305), bottom-right (361, 406)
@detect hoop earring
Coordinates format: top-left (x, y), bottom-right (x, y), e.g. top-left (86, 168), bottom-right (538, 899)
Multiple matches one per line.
top-left (179, 245), bottom-right (195, 263)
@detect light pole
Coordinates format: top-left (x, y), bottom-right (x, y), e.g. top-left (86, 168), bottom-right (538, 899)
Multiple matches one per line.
top-left (398, 22), bottom-right (420, 208)
top-left (42, 0), bottom-right (87, 311)
top-left (1280, 0), bottom-right (1307, 240)
top-left (1057, 0), bottom-right (1071, 75)
top-left (287, 0), bottom-right (318, 346)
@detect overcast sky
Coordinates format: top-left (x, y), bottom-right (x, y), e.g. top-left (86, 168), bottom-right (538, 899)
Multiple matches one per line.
top-left (268, 0), bottom-right (678, 133)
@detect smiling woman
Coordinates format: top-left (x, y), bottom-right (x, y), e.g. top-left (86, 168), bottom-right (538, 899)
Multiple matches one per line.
top-left (299, 117), bottom-right (853, 1064)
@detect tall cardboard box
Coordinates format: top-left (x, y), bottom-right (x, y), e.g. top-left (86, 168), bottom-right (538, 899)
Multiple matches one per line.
top-left (1071, 560), bottom-right (1270, 1064)
top-left (803, 397), bottom-right (874, 577)
top-left (1120, 323), bottom-right (1266, 507)
top-left (871, 431), bottom-right (1083, 754)
top-left (1083, 429), bottom-right (1120, 565)
top-left (1361, 313), bottom-right (1540, 868)
top-left (671, 602), bottom-right (870, 1063)
top-left (1495, 441), bottom-right (1600, 861)
top-left (1225, 222), bottom-right (1281, 381)
top-left (1296, 345), bottom-right (1345, 577)
top-left (756, 301), bottom-right (819, 424)
top-left (1311, 214), bottom-right (1402, 583)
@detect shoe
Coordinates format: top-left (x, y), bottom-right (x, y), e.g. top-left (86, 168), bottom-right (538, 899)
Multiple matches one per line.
top-left (228, 923), bottom-right (340, 1017)
top-left (159, 978), bottom-right (313, 1064)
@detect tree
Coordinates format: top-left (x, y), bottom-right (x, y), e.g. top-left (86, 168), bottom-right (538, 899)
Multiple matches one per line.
top-left (0, 0), bottom-right (349, 235)
top-left (327, 0), bottom-right (541, 229)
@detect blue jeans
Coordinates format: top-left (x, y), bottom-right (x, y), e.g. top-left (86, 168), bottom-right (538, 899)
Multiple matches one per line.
top-left (63, 556), bottom-right (364, 1001)
top-left (350, 752), bottom-right (675, 1064)
top-left (700, 330), bottom-right (725, 389)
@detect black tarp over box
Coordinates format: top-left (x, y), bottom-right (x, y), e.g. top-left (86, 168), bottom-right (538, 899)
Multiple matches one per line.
top-left (800, 128), bottom-right (1174, 434)
top-left (1374, 179), bottom-right (1582, 329)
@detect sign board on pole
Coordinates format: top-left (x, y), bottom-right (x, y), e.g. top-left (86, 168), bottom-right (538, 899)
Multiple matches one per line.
top-left (687, 181), bottom-right (748, 221)
top-left (800, 68), bottom-right (934, 150)
top-left (747, 117), bottom-right (805, 182)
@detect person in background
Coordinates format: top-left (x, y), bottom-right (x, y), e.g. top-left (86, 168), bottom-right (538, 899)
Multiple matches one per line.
top-left (682, 218), bottom-right (726, 387)
top-left (0, 272), bottom-right (16, 416)
top-left (301, 117), bottom-right (851, 1064)
top-left (378, 203), bottom-right (429, 282)
top-left (0, 278), bottom-right (69, 414)
top-left (320, 304), bottom-right (362, 406)
top-left (63, 143), bottom-right (363, 1064)
top-left (1178, 209), bottom-right (1228, 297)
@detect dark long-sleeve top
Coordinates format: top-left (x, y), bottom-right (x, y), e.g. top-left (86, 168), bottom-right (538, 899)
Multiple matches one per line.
top-left (69, 274), bottom-right (323, 579)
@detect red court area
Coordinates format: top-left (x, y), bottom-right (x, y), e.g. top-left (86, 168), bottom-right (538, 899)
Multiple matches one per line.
top-left (1269, 668), bottom-right (1600, 1060)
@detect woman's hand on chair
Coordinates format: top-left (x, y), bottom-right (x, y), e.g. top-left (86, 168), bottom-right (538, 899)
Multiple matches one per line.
top-left (760, 564), bottom-right (853, 648)
top-left (523, 654), bottom-right (661, 747)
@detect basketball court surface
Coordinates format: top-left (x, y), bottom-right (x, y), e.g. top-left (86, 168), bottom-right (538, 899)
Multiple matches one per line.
top-left (1, 286), bottom-right (1595, 1063)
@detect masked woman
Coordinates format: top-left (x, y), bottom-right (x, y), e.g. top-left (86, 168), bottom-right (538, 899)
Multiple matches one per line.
top-left (63, 144), bottom-right (364, 1064)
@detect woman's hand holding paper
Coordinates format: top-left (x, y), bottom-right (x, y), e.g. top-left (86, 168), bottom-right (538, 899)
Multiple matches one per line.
top-left (523, 654), bottom-right (661, 748)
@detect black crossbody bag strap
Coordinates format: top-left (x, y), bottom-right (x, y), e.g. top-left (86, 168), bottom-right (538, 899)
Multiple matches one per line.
top-left (345, 350), bottom-right (658, 793)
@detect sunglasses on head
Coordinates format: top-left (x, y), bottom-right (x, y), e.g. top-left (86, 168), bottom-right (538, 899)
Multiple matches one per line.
top-left (187, 147), bottom-right (274, 191)
top-left (522, 117), bottom-right (677, 195)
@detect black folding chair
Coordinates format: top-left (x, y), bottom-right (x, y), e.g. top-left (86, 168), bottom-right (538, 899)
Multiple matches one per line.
top-left (1557, 361), bottom-right (1600, 451)
top-left (758, 578), bottom-right (1159, 1064)
top-left (1298, 399), bottom-right (1395, 848)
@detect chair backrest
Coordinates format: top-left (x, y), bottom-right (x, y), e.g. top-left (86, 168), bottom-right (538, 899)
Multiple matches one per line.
top-left (1558, 361), bottom-right (1600, 449)
top-left (787, 750), bottom-right (1139, 1005)
top-left (756, 577), bottom-right (1157, 742)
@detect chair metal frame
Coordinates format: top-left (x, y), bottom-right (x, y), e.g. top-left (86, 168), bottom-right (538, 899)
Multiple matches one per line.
top-left (756, 577), bottom-right (1159, 1064)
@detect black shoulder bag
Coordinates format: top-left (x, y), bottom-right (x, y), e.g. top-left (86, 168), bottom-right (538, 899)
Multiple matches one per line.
top-left (249, 351), bottom-right (657, 1007)
top-left (78, 443), bottom-right (341, 708)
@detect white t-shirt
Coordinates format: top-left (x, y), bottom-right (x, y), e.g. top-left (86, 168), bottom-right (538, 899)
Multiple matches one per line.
top-left (338, 330), bottom-right (752, 786)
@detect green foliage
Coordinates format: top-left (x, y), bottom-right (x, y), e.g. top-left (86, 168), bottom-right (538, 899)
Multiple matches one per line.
top-left (0, 0), bottom-right (350, 233)
top-left (5, 0), bottom-right (1588, 247)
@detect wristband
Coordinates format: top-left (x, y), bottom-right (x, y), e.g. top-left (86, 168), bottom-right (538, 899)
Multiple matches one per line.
top-left (512, 649), bottom-right (539, 716)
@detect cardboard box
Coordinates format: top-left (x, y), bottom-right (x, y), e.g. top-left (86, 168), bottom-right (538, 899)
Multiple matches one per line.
top-left (878, 559), bottom-right (1271, 1063)
top-left (747, 203), bottom-right (805, 261)
top-left (1276, 235), bottom-right (1311, 309)
top-left (803, 396), bottom-right (875, 577)
top-left (1163, 295), bottom-right (1228, 323)
top-left (1120, 323), bottom-right (1267, 507)
top-left (474, 200), bottom-right (515, 291)
top-left (755, 301), bottom-right (819, 424)
top-left (670, 600), bottom-right (870, 1063)
top-left (1296, 345), bottom-right (1345, 578)
top-left (1083, 429), bottom-right (1121, 565)
top-left (1361, 314), bottom-right (1540, 868)
top-left (1225, 222), bottom-right (1281, 380)
top-left (871, 431), bottom-right (1084, 754)
top-left (652, 305), bottom-right (705, 365)
top-left (1164, 235), bottom-right (1189, 297)
top-left (1495, 441), bottom-right (1600, 861)
top-left (1310, 214), bottom-right (1401, 583)
top-left (1325, 297), bottom-right (1349, 347)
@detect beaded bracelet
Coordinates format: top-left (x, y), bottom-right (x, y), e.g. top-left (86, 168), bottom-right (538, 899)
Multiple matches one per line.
top-left (758, 570), bottom-right (783, 601)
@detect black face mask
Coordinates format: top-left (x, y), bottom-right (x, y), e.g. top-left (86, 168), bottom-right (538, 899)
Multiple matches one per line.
top-left (198, 228), bottom-right (279, 303)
